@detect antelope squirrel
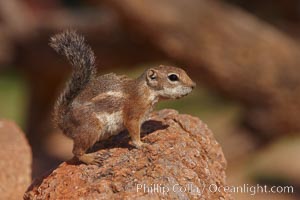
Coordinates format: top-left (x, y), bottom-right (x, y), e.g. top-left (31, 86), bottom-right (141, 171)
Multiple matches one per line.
top-left (50, 30), bottom-right (196, 165)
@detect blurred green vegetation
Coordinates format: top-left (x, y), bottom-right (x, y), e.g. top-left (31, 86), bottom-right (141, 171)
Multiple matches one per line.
top-left (0, 70), bottom-right (29, 127)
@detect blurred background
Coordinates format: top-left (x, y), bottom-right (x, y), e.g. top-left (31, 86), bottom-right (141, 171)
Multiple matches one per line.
top-left (0, 0), bottom-right (300, 199)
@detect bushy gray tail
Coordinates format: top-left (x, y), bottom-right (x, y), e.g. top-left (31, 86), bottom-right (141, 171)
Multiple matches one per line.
top-left (50, 30), bottom-right (96, 129)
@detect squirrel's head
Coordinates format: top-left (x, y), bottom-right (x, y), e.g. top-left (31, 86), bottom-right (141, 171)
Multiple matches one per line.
top-left (145, 65), bottom-right (196, 99)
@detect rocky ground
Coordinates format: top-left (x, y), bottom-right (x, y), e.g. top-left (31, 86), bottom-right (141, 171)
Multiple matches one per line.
top-left (24, 109), bottom-right (232, 200)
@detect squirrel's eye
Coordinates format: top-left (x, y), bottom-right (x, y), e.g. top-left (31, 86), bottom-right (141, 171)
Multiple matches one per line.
top-left (168, 74), bottom-right (179, 82)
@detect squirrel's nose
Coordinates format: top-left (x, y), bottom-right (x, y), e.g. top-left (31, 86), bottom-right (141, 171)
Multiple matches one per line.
top-left (191, 82), bottom-right (196, 89)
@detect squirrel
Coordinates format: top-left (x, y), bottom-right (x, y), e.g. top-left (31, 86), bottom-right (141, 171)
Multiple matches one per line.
top-left (50, 30), bottom-right (196, 165)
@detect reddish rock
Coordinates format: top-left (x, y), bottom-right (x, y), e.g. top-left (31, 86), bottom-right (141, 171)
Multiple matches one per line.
top-left (24, 109), bottom-right (232, 200)
top-left (0, 120), bottom-right (32, 200)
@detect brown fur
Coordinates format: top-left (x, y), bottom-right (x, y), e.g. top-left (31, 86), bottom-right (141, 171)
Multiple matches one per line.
top-left (51, 30), bottom-right (196, 165)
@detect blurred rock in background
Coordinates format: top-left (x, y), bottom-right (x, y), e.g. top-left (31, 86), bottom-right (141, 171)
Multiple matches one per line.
top-left (0, 120), bottom-right (32, 200)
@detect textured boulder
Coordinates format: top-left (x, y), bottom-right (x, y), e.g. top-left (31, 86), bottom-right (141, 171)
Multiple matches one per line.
top-left (24, 109), bottom-right (232, 200)
top-left (0, 120), bottom-right (32, 200)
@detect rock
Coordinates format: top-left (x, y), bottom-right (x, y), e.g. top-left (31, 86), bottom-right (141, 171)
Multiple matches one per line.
top-left (0, 120), bottom-right (32, 200)
top-left (24, 109), bottom-right (232, 200)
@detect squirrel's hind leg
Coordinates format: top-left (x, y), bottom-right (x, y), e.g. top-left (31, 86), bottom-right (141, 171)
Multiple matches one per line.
top-left (71, 114), bottom-right (104, 165)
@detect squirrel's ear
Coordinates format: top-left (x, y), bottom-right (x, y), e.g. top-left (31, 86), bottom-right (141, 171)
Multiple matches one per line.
top-left (147, 69), bottom-right (157, 79)
top-left (146, 68), bottom-right (158, 86)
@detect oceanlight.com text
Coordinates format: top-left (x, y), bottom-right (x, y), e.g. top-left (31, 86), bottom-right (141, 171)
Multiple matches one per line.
top-left (135, 183), bottom-right (294, 196)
